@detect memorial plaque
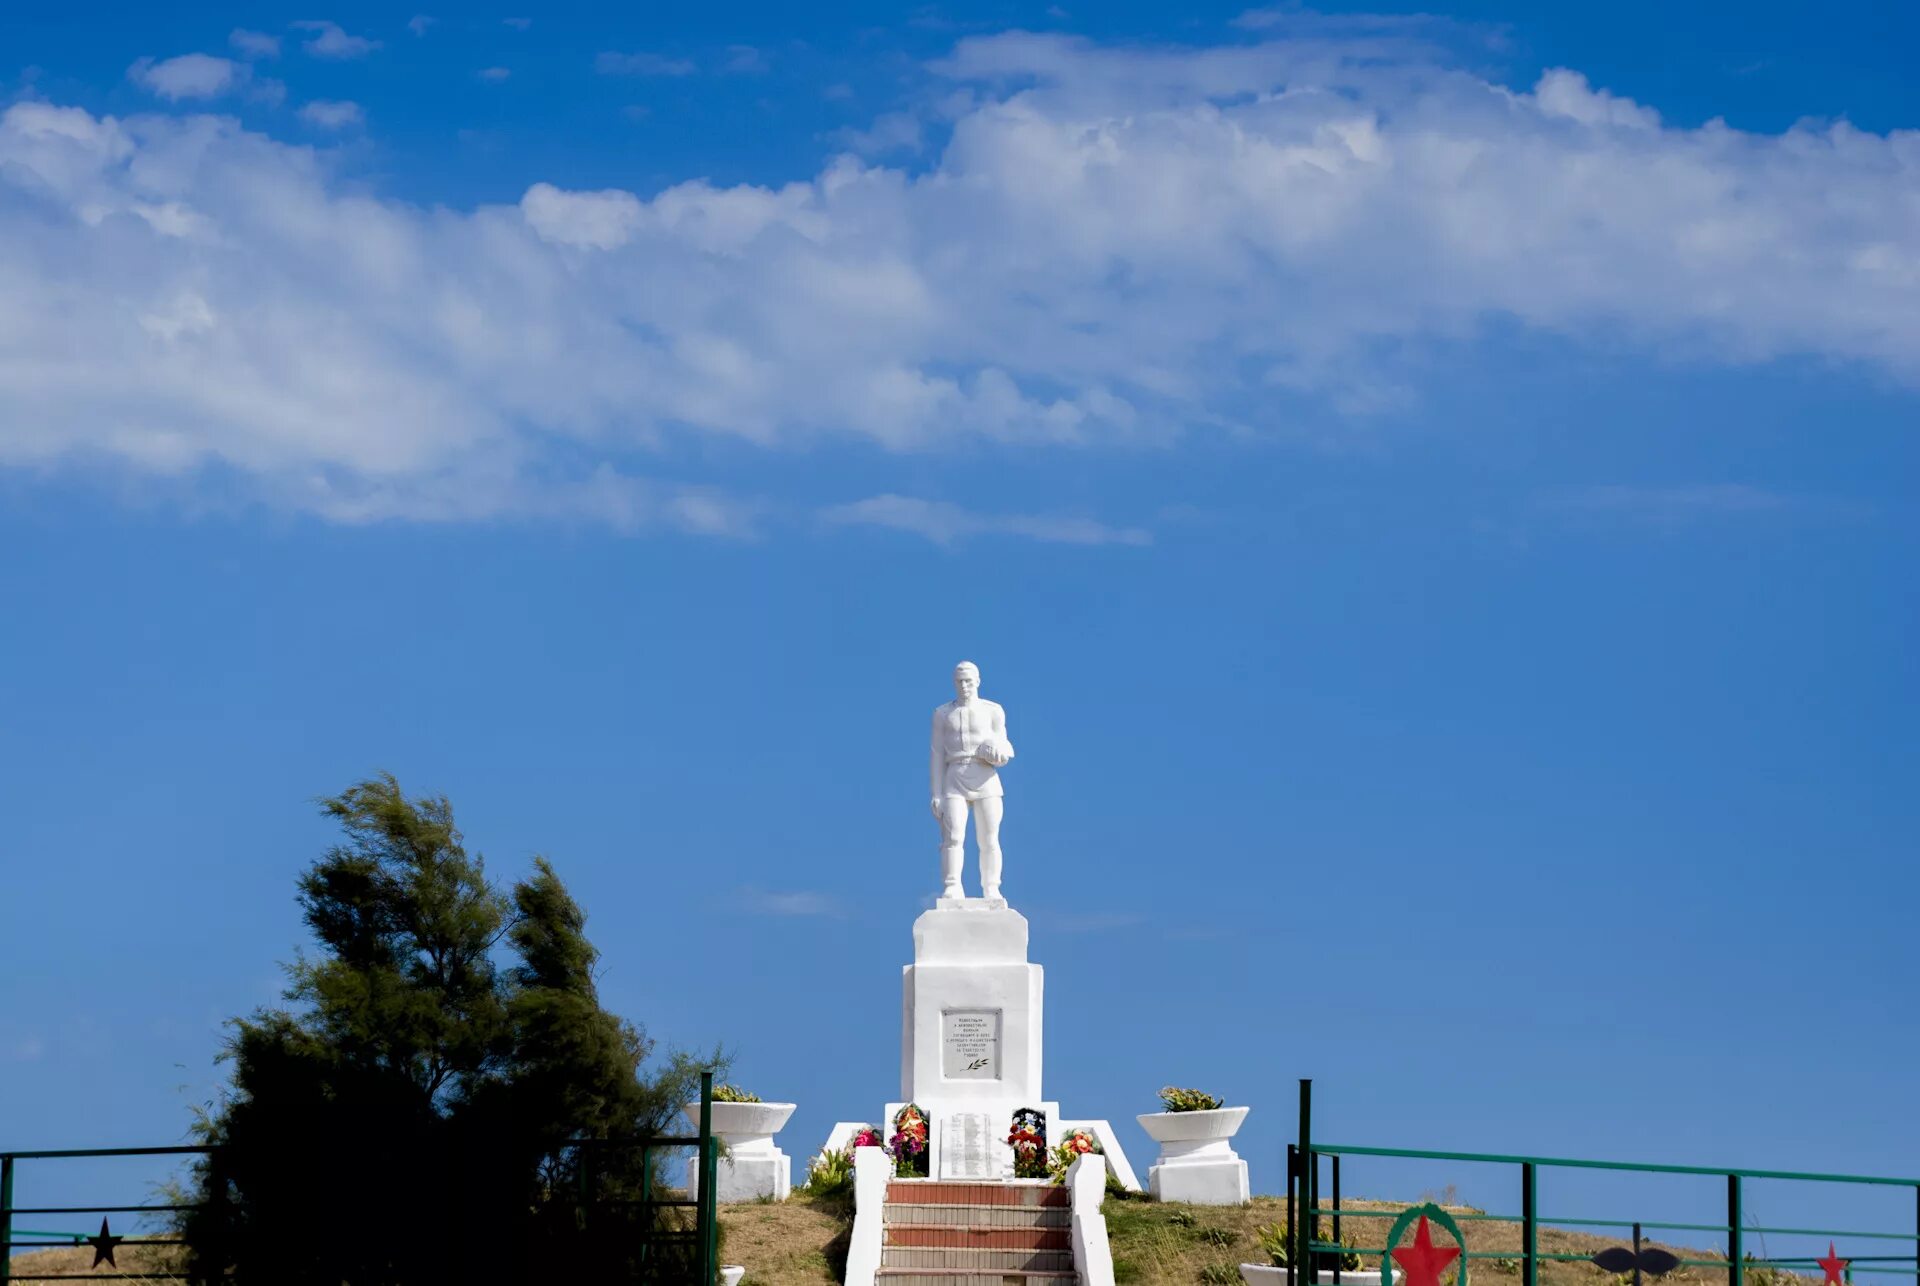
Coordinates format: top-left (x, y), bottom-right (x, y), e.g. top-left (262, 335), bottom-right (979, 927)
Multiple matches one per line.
top-left (939, 1111), bottom-right (997, 1180)
top-left (941, 1009), bottom-right (1001, 1080)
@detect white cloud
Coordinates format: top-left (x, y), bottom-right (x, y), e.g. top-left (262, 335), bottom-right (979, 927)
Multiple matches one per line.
top-left (520, 182), bottom-right (644, 248)
top-left (1532, 67), bottom-right (1659, 129)
top-left (504, 17), bottom-right (532, 31)
top-left (294, 20), bottom-right (380, 60)
top-left (822, 495), bottom-right (1152, 546)
top-left (7, 31), bottom-right (1920, 531)
top-left (408, 15), bottom-right (435, 36)
top-left (725, 45), bottom-right (768, 74)
top-left (127, 54), bottom-right (247, 101)
top-left (596, 50), bottom-right (696, 76)
top-left (477, 67), bottom-right (511, 83)
top-left (740, 887), bottom-right (844, 917)
top-left (832, 110), bottom-right (923, 156)
top-left (1536, 483), bottom-right (1800, 527)
top-left (229, 29), bottom-right (281, 59)
top-left (298, 99), bottom-right (363, 129)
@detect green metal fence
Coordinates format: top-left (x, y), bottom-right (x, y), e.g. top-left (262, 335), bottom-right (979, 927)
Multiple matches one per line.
top-left (0, 1073), bottom-right (723, 1285)
top-left (1287, 1080), bottom-right (1918, 1286)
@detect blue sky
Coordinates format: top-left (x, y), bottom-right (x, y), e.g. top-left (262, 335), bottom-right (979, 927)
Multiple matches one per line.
top-left (2, 0), bottom-right (1918, 1257)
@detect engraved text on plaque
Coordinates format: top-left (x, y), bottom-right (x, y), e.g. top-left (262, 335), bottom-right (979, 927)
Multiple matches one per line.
top-left (941, 1009), bottom-right (1001, 1080)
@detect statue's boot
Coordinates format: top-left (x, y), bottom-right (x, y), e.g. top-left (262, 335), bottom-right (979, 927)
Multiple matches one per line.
top-left (941, 843), bottom-right (965, 900)
top-left (980, 847), bottom-right (1002, 903)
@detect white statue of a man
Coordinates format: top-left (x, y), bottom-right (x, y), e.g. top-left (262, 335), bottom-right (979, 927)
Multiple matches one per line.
top-left (930, 660), bottom-right (1015, 902)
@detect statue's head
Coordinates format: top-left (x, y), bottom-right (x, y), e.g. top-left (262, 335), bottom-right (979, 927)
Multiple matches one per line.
top-left (953, 661), bottom-right (980, 702)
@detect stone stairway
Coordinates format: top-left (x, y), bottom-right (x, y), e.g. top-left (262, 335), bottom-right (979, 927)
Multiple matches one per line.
top-left (878, 1180), bottom-right (1077, 1285)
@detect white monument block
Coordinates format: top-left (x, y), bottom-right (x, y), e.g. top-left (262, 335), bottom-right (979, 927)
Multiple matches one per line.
top-left (901, 904), bottom-right (1043, 1107)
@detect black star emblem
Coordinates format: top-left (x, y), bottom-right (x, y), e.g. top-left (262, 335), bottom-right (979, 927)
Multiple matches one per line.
top-left (88, 1215), bottom-right (124, 1269)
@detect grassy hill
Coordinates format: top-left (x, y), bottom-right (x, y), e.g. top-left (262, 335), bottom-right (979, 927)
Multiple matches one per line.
top-left (716, 1189), bottom-right (1804, 1286)
top-left (7, 1191), bottom-right (1808, 1286)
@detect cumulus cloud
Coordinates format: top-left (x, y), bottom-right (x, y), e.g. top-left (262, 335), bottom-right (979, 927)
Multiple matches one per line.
top-left (477, 67), bottom-right (511, 82)
top-left (408, 15), bottom-right (435, 36)
top-left (229, 29), bottom-right (281, 59)
top-left (298, 99), bottom-right (363, 129)
top-left (7, 31), bottom-right (1920, 533)
top-left (595, 50), bottom-right (696, 76)
top-left (1535, 483), bottom-right (1801, 527)
top-left (294, 20), bottom-right (380, 59)
top-left (822, 496), bottom-right (1153, 546)
top-left (740, 887), bottom-right (843, 917)
top-left (127, 54), bottom-right (247, 101)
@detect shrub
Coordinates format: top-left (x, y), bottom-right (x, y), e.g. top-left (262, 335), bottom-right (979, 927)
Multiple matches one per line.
top-left (1158, 1086), bottom-right (1226, 1113)
top-left (712, 1084), bottom-right (762, 1103)
top-left (1257, 1219), bottom-right (1362, 1271)
top-left (802, 1146), bottom-right (855, 1197)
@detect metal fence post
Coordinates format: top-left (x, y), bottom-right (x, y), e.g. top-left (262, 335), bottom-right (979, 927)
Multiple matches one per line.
top-left (202, 1146), bottom-right (226, 1286)
top-left (1729, 1174), bottom-right (1743, 1286)
top-left (1300, 1079), bottom-right (1314, 1282)
top-left (1333, 1153), bottom-right (1344, 1286)
top-left (697, 1071), bottom-right (716, 1286)
top-left (1287, 1143), bottom-right (1298, 1286)
top-left (1522, 1161), bottom-right (1538, 1286)
top-left (2, 1154), bottom-right (14, 1286)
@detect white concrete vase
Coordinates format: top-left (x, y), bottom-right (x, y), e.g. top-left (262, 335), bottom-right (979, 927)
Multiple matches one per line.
top-left (683, 1100), bottom-right (798, 1203)
top-left (1137, 1106), bottom-right (1251, 1205)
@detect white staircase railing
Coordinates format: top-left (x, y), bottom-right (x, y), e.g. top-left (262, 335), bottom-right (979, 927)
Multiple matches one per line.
top-left (844, 1145), bottom-right (889, 1286)
top-left (1068, 1153), bottom-right (1116, 1286)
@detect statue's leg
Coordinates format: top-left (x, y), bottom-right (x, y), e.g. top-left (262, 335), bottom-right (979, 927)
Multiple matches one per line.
top-left (937, 796), bottom-right (968, 898)
top-left (974, 796), bottom-right (1004, 900)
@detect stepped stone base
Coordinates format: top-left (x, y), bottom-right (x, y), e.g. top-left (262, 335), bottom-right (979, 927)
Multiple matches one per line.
top-left (879, 1180), bottom-right (1078, 1283)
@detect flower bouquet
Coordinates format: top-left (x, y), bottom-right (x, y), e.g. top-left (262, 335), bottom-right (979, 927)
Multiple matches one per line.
top-left (1007, 1107), bottom-right (1048, 1179)
top-left (1048, 1127), bottom-right (1103, 1184)
top-left (891, 1103), bottom-right (930, 1178)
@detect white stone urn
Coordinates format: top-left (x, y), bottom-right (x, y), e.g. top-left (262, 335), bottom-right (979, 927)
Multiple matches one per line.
top-left (720, 1267), bottom-right (746, 1286)
top-left (683, 1100), bottom-right (798, 1202)
top-left (1136, 1106), bottom-right (1250, 1205)
top-left (1240, 1268), bottom-right (1399, 1286)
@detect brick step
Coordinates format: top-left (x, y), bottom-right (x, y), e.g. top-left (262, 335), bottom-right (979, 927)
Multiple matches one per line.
top-left (886, 1224), bottom-right (1071, 1251)
top-left (883, 1203), bottom-right (1068, 1230)
top-left (876, 1272), bottom-right (1077, 1285)
top-left (886, 1181), bottom-right (1066, 1208)
top-left (882, 1246), bottom-right (1074, 1272)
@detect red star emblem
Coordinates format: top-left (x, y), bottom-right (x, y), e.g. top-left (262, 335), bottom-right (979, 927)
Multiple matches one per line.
top-left (1392, 1214), bottom-right (1462, 1286)
top-left (1818, 1242), bottom-right (1849, 1286)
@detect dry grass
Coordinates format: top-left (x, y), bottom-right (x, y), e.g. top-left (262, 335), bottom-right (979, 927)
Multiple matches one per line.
top-left (723, 1193), bottom-right (852, 1285)
top-left (1101, 1195), bottom-right (1819, 1286)
top-left (10, 1194), bottom-right (1812, 1286)
top-left (712, 1192), bottom-right (1819, 1286)
top-left (8, 1237), bottom-right (186, 1283)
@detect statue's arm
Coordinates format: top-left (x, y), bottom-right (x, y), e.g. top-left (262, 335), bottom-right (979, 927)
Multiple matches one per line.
top-left (930, 708), bottom-right (944, 804)
top-left (993, 702), bottom-right (1014, 762)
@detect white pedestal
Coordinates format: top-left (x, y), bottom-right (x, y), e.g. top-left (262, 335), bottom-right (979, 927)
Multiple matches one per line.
top-left (688, 1149), bottom-right (792, 1203)
top-left (1149, 1152), bottom-right (1250, 1204)
top-left (862, 896), bottom-right (1140, 1190)
top-left (901, 903), bottom-right (1043, 1106)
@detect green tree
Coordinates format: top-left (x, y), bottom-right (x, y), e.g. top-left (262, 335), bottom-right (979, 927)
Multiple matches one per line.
top-left (179, 774), bottom-right (721, 1285)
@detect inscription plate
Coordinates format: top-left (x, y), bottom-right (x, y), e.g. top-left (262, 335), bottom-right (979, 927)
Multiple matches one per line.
top-left (939, 1111), bottom-right (996, 1180)
top-left (941, 1009), bottom-right (1001, 1080)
